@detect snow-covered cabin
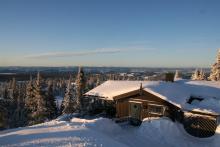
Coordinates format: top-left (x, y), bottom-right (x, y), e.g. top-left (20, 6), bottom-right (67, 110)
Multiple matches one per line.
top-left (85, 79), bottom-right (220, 138)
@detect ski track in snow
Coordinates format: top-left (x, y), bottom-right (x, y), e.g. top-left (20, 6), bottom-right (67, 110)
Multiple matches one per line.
top-left (0, 117), bottom-right (220, 147)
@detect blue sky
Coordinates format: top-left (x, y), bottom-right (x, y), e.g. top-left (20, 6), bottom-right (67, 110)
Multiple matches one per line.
top-left (0, 0), bottom-right (220, 67)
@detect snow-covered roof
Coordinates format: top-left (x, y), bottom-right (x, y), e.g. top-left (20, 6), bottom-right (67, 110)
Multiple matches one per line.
top-left (85, 80), bottom-right (220, 114)
top-left (85, 80), bottom-right (152, 100)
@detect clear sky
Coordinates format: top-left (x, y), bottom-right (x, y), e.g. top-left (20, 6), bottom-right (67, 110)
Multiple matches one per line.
top-left (0, 0), bottom-right (220, 67)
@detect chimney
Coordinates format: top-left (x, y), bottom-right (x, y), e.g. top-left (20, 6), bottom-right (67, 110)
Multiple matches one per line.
top-left (165, 72), bottom-right (175, 82)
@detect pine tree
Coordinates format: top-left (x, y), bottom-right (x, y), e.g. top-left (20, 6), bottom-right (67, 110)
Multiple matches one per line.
top-left (96, 75), bottom-right (101, 86)
top-left (0, 99), bottom-right (9, 129)
top-left (174, 70), bottom-right (181, 79)
top-left (199, 69), bottom-right (206, 80)
top-left (209, 49), bottom-right (220, 81)
top-left (2, 85), bottom-right (9, 100)
top-left (8, 78), bottom-right (19, 128)
top-left (46, 81), bottom-right (58, 119)
top-left (191, 69), bottom-right (200, 80)
top-left (12, 83), bottom-right (27, 127)
top-left (61, 77), bottom-right (76, 114)
top-left (25, 75), bottom-right (37, 125)
top-left (33, 72), bottom-right (49, 124)
top-left (10, 78), bottom-right (19, 101)
top-left (75, 67), bottom-right (86, 111)
top-left (0, 83), bottom-right (11, 129)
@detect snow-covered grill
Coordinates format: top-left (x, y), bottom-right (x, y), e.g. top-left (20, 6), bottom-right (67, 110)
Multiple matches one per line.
top-left (183, 112), bottom-right (217, 138)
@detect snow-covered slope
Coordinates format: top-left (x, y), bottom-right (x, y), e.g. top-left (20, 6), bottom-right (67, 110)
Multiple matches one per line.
top-left (1, 117), bottom-right (220, 147)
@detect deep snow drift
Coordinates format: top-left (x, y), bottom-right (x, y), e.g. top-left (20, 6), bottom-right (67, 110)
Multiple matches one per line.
top-left (0, 117), bottom-right (220, 147)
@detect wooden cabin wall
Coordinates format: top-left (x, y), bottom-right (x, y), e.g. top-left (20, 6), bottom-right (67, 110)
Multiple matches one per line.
top-left (115, 90), bottom-right (181, 121)
top-left (83, 96), bottom-right (116, 117)
top-left (116, 100), bottom-right (129, 118)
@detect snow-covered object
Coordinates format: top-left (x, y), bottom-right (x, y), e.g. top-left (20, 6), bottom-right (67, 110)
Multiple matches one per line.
top-left (174, 70), bottom-right (182, 80)
top-left (209, 49), bottom-right (220, 81)
top-left (1, 117), bottom-right (220, 147)
top-left (85, 80), bottom-right (220, 114)
top-left (85, 80), bottom-right (151, 100)
top-left (191, 69), bottom-right (200, 80)
top-left (191, 69), bottom-right (205, 80)
top-left (139, 117), bottom-right (220, 147)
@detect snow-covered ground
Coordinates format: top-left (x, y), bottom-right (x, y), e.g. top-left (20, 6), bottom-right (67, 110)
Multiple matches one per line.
top-left (0, 116), bottom-right (220, 147)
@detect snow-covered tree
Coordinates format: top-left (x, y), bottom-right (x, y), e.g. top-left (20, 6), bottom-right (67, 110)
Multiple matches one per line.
top-left (32, 72), bottom-right (49, 124)
top-left (8, 78), bottom-right (18, 127)
top-left (12, 83), bottom-right (27, 127)
top-left (0, 99), bottom-right (9, 129)
top-left (209, 49), bottom-right (220, 81)
top-left (191, 69), bottom-right (206, 81)
top-left (199, 69), bottom-right (206, 80)
top-left (191, 69), bottom-right (200, 80)
top-left (2, 84), bottom-right (9, 100)
top-left (61, 77), bottom-right (76, 114)
top-left (25, 75), bottom-right (37, 124)
top-left (75, 67), bottom-right (86, 111)
top-left (96, 75), bottom-right (101, 86)
top-left (10, 78), bottom-right (19, 101)
top-left (46, 81), bottom-right (58, 119)
top-left (174, 70), bottom-right (181, 79)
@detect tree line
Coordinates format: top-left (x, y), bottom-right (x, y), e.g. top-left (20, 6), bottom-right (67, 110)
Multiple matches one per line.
top-left (0, 67), bottom-right (87, 130)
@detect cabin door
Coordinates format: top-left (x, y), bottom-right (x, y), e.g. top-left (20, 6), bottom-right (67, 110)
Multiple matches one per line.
top-left (129, 101), bottom-right (142, 120)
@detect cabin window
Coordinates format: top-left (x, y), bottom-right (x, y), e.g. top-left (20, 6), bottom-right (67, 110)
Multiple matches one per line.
top-left (148, 104), bottom-right (165, 115)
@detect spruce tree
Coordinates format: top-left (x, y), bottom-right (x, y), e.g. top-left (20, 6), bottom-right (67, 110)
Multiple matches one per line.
top-left (75, 67), bottom-right (86, 111)
top-left (25, 75), bottom-right (37, 125)
top-left (0, 99), bottom-right (9, 129)
top-left (174, 70), bottom-right (181, 79)
top-left (0, 83), bottom-right (11, 129)
top-left (2, 85), bottom-right (9, 100)
top-left (209, 49), bottom-right (220, 81)
top-left (8, 78), bottom-right (19, 128)
top-left (61, 77), bottom-right (76, 114)
top-left (46, 81), bottom-right (58, 119)
top-left (11, 78), bottom-right (19, 102)
top-left (33, 72), bottom-right (49, 124)
top-left (191, 69), bottom-right (200, 80)
top-left (96, 75), bottom-right (101, 86)
top-left (12, 83), bottom-right (27, 127)
top-left (199, 69), bottom-right (206, 80)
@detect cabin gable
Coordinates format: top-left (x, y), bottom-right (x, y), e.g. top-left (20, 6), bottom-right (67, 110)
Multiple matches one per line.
top-left (114, 89), bottom-right (181, 121)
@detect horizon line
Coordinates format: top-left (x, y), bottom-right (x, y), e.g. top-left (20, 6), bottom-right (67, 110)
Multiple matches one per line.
top-left (0, 65), bottom-right (211, 69)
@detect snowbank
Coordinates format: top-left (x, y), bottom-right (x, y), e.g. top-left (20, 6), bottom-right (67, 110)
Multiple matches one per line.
top-left (0, 117), bottom-right (220, 147)
top-left (84, 118), bottom-right (123, 134)
top-left (139, 117), bottom-right (220, 147)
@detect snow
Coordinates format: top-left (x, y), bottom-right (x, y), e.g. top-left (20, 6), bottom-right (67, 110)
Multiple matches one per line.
top-left (85, 80), bottom-right (220, 114)
top-left (145, 80), bottom-right (220, 114)
top-left (139, 117), bottom-right (220, 147)
top-left (85, 80), bottom-right (155, 100)
top-left (1, 117), bottom-right (220, 147)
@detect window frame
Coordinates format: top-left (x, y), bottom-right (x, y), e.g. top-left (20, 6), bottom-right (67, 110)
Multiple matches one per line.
top-left (147, 104), bottom-right (166, 116)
